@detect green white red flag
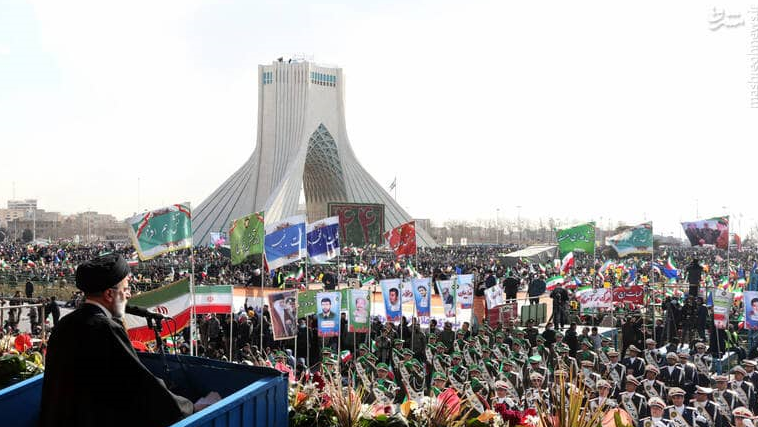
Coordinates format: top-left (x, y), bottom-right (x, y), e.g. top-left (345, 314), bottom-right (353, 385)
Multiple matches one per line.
top-left (125, 279), bottom-right (232, 342)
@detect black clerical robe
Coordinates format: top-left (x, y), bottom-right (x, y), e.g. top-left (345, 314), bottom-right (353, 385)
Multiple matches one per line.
top-left (39, 303), bottom-right (194, 427)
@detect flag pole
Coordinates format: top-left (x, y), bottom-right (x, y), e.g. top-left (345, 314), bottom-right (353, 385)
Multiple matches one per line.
top-left (189, 208), bottom-right (196, 357)
top-left (229, 301), bottom-right (234, 361)
top-left (337, 292), bottom-right (342, 375)
top-left (261, 253), bottom-right (265, 353)
top-left (305, 258), bottom-right (310, 372)
top-left (411, 283), bottom-right (416, 356)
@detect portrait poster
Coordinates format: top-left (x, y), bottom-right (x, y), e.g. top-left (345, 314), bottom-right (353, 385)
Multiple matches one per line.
top-left (456, 274), bottom-right (474, 309)
top-left (380, 279), bottom-right (402, 323)
top-left (316, 291), bottom-right (341, 338)
top-left (436, 279), bottom-right (457, 318)
top-left (412, 277), bottom-right (432, 317)
top-left (744, 291), bottom-right (758, 330)
top-left (348, 289), bottom-right (370, 333)
top-left (268, 290), bottom-right (298, 341)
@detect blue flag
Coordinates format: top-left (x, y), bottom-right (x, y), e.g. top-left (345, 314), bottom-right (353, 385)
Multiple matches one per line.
top-left (264, 215), bottom-right (306, 270)
top-left (306, 216), bottom-right (340, 264)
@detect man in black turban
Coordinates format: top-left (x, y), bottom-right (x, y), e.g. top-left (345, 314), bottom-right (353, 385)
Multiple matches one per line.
top-left (39, 253), bottom-right (198, 427)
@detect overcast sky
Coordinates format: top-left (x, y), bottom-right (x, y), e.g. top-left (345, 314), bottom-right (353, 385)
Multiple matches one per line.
top-left (1, 0), bottom-right (756, 237)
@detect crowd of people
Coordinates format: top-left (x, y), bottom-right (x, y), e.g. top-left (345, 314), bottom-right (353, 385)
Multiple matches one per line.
top-left (5, 239), bottom-right (758, 426)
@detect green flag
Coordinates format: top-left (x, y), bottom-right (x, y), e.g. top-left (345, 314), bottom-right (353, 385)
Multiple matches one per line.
top-left (556, 222), bottom-right (595, 256)
top-left (229, 212), bottom-right (264, 265)
top-left (126, 204), bottom-right (192, 261)
top-left (605, 222), bottom-right (653, 257)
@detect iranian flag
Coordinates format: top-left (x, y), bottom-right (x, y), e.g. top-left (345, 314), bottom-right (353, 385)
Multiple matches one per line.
top-left (360, 275), bottom-right (376, 287)
top-left (194, 285), bottom-right (233, 315)
top-left (125, 279), bottom-right (232, 342)
top-left (546, 275), bottom-right (564, 291)
top-left (560, 252), bottom-right (575, 274)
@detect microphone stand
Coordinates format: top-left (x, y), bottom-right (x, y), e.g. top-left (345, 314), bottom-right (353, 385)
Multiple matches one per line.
top-left (148, 317), bottom-right (173, 387)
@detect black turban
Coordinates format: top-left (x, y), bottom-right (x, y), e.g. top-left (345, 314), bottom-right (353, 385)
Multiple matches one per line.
top-left (75, 253), bottom-right (130, 294)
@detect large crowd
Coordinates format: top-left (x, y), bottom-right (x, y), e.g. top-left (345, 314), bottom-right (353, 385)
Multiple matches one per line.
top-left (4, 240), bottom-right (758, 426)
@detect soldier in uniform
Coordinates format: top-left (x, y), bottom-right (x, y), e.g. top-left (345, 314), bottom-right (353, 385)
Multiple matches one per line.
top-left (555, 343), bottom-right (579, 378)
top-left (730, 367), bottom-right (757, 413)
top-left (525, 355), bottom-right (549, 386)
top-left (514, 329), bottom-right (531, 353)
top-left (579, 359), bottom-right (603, 392)
top-left (663, 387), bottom-right (708, 427)
top-left (501, 358), bottom-right (524, 399)
top-left (732, 407), bottom-right (756, 427)
top-left (523, 372), bottom-right (550, 410)
top-left (468, 364), bottom-right (490, 397)
top-left (492, 380), bottom-right (521, 411)
top-left (602, 349), bottom-right (627, 394)
top-left (453, 329), bottom-right (466, 352)
top-left (449, 363), bottom-right (468, 391)
top-left (741, 360), bottom-right (758, 392)
top-left (598, 336), bottom-right (614, 367)
top-left (354, 354), bottom-right (375, 390)
top-left (624, 345), bottom-right (647, 378)
top-left (433, 352), bottom-right (451, 378)
top-left (690, 386), bottom-right (726, 427)
top-left (644, 338), bottom-right (662, 368)
top-left (659, 353), bottom-right (686, 390)
top-left (712, 374), bottom-right (740, 425)
top-left (430, 372), bottom-right (448, 396)
top-left (511, 339), bottom-right (527, 369)
top-left (578, 338), bottom-right (599, 368)
top-left (589, 379), bottom-right (618, 412)
top-left (402, 360), bottom-right (426, 401)
top-left (639, 397), bottom-right (674, 427)
top-left (532, 335), bottom-right (550, 362)
top-left (372, 363), bottom-right (399, 403)
top-left (691, 343), bottom-right (712, 387)
top-left (643, 364), bottom-right (668, 401)
top-left (619, 375), bottom-right (650, 425)
top-left (677, 353), bottom-right (698, 399)
top-left (467, 378), bottom-right (491, 417)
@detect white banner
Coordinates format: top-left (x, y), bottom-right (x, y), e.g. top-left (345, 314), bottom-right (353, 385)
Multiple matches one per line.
top-left (712, 289), bottom-right (733, 329)
top-left (485, 284), bottom-right (505, 309)
top-left (576, 288), bottom-right (613, 309)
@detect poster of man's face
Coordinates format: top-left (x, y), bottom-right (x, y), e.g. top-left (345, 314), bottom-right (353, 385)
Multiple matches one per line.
top-left (389, 288), bottom-right (399, 305)
top-left (269, 290), bottom-right (298, 340)
top-left (321, 298), bottom-right (332, 315)
top-left (417, 286), bottom-right (427, 298)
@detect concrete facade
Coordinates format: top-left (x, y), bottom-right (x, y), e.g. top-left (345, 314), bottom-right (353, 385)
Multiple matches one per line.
top-left (193, 60), bottom-right (436, 247)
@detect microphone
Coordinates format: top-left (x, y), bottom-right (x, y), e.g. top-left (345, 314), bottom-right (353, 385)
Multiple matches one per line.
top-left (125, 305), bottom-right (172, 320)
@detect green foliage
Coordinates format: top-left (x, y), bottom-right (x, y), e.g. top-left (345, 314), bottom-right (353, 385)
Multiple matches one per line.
top-left (357, 414), bottom-right (408, 427)
top-left (0, 352), bottom-right (44, 388)
top-left (290, 407), bottom-right (337, 427)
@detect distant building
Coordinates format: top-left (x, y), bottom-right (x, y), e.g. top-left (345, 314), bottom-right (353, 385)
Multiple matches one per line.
top-left (7, 199), bottom-right (37, 211)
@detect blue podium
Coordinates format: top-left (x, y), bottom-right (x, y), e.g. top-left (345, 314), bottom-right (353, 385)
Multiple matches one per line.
top-left (0, 353), bottom-right (288, 427)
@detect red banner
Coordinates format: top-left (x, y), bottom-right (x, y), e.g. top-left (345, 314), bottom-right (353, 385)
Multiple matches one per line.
top-left (384, 221), bottom-right (417, 256)
top-left (487, 302), bottom-right (518, 327)
top-left (612, 285), bottom-right (644, 305)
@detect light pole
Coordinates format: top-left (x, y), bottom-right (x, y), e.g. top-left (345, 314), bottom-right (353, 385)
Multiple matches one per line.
top-left (496, 208), bottom-right (500, 245)
top-left (516, 206), bottom-right (522, 244)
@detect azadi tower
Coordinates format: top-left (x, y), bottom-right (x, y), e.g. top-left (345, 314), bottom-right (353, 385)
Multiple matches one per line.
top-left (193, 59), bottom-right (436, 247)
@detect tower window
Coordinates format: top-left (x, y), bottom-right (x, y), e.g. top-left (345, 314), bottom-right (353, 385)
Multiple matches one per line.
top-left (263, 71), bottom-right (273, 85)
top-left (310, 71), bottom-right (336, 87)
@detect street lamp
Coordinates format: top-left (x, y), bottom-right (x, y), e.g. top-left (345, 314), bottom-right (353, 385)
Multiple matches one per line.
top-left (516, 206), bottom-right (522, 244)
top-left (496, 208), bottom-right (500, 245)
